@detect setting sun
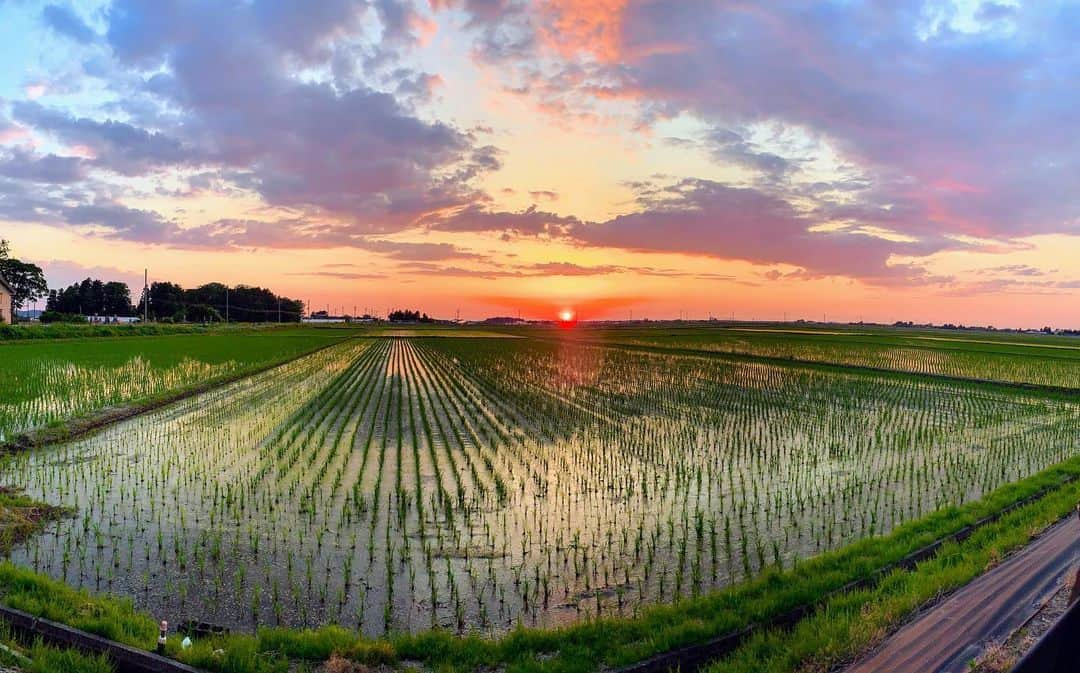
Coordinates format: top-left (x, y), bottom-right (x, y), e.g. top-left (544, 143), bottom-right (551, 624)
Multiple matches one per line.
top-left (559, 309), bottom-right (575, 322)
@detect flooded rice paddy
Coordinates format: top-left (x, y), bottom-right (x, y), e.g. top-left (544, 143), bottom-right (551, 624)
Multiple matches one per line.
top-left (5, 336), bottom-right (1080, 636)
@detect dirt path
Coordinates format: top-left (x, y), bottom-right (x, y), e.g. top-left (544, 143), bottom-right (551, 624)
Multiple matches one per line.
top-left (847, 514), bottom-right (1080, 673)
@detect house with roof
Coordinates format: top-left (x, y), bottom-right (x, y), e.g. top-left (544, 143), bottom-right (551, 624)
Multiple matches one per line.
top-left (0, 273), bottom-right (12, 324)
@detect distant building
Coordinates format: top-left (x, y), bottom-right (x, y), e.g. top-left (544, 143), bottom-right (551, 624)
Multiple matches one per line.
top-left (0, 273), bottom-right (12, 324)
top-left (15, 309), bottom-right (43, 322)
top-left (303, 310), bottom-right (350, 324)
top-left (87, 315), bottom-right (141, 325)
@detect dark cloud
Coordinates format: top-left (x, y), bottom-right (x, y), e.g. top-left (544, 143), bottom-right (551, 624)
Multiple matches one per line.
top-left (12, 0), bottom-right (1078, 295)
top-left (12, 101), bottom-right (198, 175)
top-left (0, 149), bottom-right (87, 183)
top-left (706, 128), bottom-right (796, 182)
top-left (16, 0), bottom-right (499, 232)
top-left (428, 178), bottom-right (956, 286)
top-left (60, 202), bottom-right (177, 242)
top-left (441, 1), bottom-right (1080, 246)
top-left (572, 179), bottom-right (949, 285)
top-left (424, 204), bottom-right (581, 235)
top-left (353, 239), bottom-right (486, 261)
top-left (41, 3), bottom-right (97, 43)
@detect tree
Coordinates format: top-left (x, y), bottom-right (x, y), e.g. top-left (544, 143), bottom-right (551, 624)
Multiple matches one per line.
top-left (186, 304), bottom-right (222, 323)
top-left (102, 282), bottom-right (134, 316)
top-left (136, 282), bottom-right (185, 320)
top-left (0, 240), bottom-right (48, 322)
top-left (46, 278), bottom-right (133, 316)
top-left (389, 309), bottom-right (434, 323)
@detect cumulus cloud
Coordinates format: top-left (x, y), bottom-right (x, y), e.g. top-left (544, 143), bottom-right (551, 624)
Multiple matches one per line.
top-left (0, 149), bottom-right (88, 183)
top-left (439, 0), bottom-right (1080, 246)
top-left (12, 101), bottom-right (198, 175)
top-left (425, 178), bottom-right (957, 285)
top-left (14, 0), bottom-right (500, 236)
top-left (12, 0), bottom-right (1078, 294)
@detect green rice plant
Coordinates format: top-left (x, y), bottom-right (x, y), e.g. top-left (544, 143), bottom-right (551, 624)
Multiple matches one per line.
top-left (3, 328), bottom-right (1079, 650)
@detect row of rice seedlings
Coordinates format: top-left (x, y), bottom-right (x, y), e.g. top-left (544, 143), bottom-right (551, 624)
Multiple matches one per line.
top-left (0, 356), bottom-right (248, 441)
top-left (616, 331), bottom-right (1080, 389)
top-left (4, 336), bottom-right (1078, 638)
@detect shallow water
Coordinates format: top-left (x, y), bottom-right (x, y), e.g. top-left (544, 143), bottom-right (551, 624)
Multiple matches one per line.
top-left (6, 336), bottom-right (1079, 637)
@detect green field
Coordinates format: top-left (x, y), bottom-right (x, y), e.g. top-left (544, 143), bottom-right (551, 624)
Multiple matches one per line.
top-left (1, 324), bottom-right (1078, 673)
top-left (561, 324), bottom-right (1080, 389)
top-left (0, 326), bottom-right (355, 443)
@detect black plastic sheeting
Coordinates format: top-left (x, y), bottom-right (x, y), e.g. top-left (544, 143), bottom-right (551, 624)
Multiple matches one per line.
top-left (1010, 598), bottom-right (1080, 673)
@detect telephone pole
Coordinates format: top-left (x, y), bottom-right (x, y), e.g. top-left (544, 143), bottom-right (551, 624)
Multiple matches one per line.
top-left (143, 269), bottom-right (149, 323)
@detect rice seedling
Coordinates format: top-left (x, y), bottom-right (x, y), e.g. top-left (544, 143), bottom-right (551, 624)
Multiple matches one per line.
top-left (0, 328), bottom-right (352, 443)
top-left (3, 331), bottom-right (1077, 642)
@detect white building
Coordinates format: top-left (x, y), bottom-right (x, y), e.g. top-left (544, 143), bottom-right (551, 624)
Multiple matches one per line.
top-left (0, 273), bottom-right (12, 324)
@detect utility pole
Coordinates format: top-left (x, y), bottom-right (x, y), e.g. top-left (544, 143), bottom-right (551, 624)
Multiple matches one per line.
top-left (143, 269), bottom-right (149, 323)
top-left (225, 287), bottom-right (229, 324)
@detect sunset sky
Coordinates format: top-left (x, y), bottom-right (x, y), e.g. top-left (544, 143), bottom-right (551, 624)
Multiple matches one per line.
top-left (1, 1), bottom-right (1078, 325)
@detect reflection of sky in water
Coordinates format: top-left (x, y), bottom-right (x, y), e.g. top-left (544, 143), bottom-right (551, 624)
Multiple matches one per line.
top-left (5, 337), bottom-right (1079, 637)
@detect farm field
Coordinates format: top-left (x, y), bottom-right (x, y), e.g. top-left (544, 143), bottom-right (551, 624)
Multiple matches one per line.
top-left (569, 325), bottom-right (1080, 389)
top-left (5, 332), bottom-right (1079, 640)
top-left (0, 326), bottom-right (355, 443)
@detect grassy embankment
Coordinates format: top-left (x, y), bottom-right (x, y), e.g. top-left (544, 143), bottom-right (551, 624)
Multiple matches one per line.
top-left (0, 491), bottom-right (106, 672)
top-left (0, 455), bottom-right (1076, 673)
top-left (0, 322), bottom-right (365, 341)
top-left (0, 322), bottom-right (207, 341)
top-left (0, 632), bottom-right (114, 673)
top-left (706, 477), bottom-right (1079, 672)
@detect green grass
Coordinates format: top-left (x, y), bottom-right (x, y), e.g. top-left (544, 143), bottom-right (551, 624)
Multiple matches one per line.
top-left (26, 641), bottom-right (115, 673)
top-left (0, 627), bottom-right (115, 673)
top-left (0, 327), bottom-right (357, 441)
top-left (706, 474), bottom-right (1080, 673)
top-left (2, 455), bottom-right (1078, 673)
top-left (0, 322), bottom-right (207, 341)
top-left (0, 620), bottom-right (115, 673)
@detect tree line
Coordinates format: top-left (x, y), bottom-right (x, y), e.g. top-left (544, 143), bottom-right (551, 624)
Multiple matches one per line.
top-left (43, 277), bottom-right (304, 324)
top-left (388, 309), bottom-right (434, 323)
top-left (135, 281), bottom-right (305, 323)
top-left (46, 279), bottom-right (135, 317)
